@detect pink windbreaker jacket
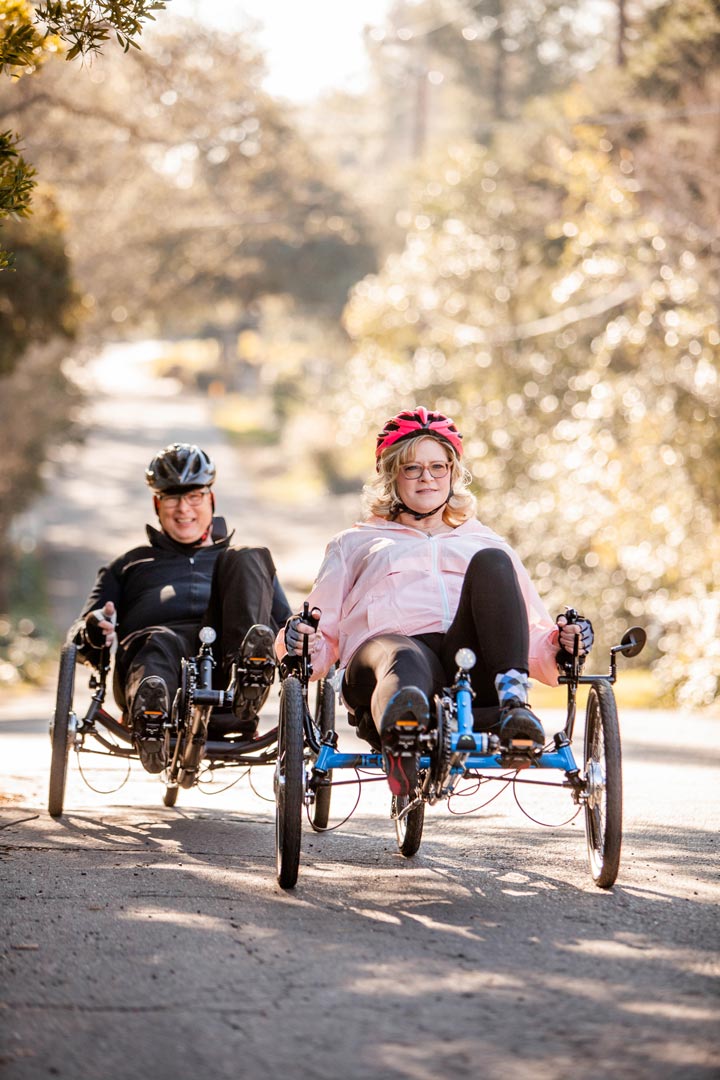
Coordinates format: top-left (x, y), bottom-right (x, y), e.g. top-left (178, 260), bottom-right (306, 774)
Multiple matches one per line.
top-left (275, 516), bottom-right (562, 687)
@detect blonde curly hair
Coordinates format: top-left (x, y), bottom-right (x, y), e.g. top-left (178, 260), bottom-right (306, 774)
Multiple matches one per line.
top-left (362, 434), bottom-right (476, 527)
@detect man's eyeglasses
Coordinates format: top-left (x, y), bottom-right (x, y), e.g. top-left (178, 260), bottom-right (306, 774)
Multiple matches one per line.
top-left (400, 462), bottom-right (451, 480)
top-left (157, 488), bottom-right (210, 508)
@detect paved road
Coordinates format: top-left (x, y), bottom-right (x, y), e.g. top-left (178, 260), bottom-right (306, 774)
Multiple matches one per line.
top-left (1, 346), bottom-right (719, 1078)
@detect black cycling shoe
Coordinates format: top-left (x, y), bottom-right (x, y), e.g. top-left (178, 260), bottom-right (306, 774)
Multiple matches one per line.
top-left (231, 624), bottom-right (276, 723)
top-left (132, 676), bottom-right (169, 774)
top-left (380, 686), bottom-right (430, 797)
top-left (498, 699), bottom-right (545, 753)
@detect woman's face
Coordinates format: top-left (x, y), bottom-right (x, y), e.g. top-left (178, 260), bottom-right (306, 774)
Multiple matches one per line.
top-left (394, 437), bottom-right (452, 516)
top-left (156, 489), bottom-right (213, 544)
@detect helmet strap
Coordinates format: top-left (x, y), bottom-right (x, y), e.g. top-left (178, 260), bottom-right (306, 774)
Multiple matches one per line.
top-left (390, 497), bottom-right (448, 522)
top-left (390, 484), bottom-right (455, 522)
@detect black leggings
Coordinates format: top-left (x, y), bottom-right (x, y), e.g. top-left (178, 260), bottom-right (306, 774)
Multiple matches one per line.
top-left (113, 546), bottom-right (278, 713)
top-left (342, 548), bottom-right (529, 731)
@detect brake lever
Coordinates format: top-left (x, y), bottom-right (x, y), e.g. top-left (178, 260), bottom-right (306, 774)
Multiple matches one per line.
top-left (301, 602), bottom-right (321, 683)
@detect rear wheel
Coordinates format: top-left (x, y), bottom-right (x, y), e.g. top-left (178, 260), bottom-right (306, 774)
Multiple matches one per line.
top-left (310, 678), bottom-right (335, 831)
top-left (392, 793), bottom-right (425, 857)
top-left (48, 643), bottom-right (77, 817)
top-left (275, 677), bottom-right (305, 889)
top-left (584, 681), bottom-right (622, 888)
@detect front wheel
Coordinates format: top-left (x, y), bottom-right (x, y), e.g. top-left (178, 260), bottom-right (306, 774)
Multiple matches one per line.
top-left (48, 643), bottom-right (77, 817)
top-left (392, 794), bottom-right (425, 857)
top-left (584, 681), bottom-right (622, 888)
top-left (310, 677), bottom-right (335, 831)
top-left (275, 677), bottom-right (305, 889)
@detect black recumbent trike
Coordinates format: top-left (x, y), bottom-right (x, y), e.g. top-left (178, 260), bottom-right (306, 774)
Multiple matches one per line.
top-left (47, 627), bottom-right (333, 817)
top-left (273, 605), bottom-right (647, 890)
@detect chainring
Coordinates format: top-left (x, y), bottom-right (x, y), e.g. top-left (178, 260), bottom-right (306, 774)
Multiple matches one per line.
top-left (429, 694), bottom-right (453, 796)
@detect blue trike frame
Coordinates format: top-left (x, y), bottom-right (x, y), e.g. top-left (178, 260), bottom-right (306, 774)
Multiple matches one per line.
top-left (275, 618), bottom-right (646, 891)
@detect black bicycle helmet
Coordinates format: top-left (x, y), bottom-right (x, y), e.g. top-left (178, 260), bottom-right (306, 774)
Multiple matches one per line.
top-left (145, 443), bottom-right (216, 493)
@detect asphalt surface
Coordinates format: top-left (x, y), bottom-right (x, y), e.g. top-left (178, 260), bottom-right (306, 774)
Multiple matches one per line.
top-left (1, 346), bottom-right (719, 1079)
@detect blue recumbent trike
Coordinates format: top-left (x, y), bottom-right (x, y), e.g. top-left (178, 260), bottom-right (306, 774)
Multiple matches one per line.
top-left (274, 604), bottom-right (647, 890)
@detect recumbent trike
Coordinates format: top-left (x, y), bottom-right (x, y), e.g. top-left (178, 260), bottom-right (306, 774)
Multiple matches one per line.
top-left (47, 629), bottom-right (333, 817)
top-left (49, 609), bottom-right (646, 895)
top-left (273, 605), bottom-right (646, 890)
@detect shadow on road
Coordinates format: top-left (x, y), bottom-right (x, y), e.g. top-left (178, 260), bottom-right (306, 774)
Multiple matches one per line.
top-left (2, 803), bottom-right (717, 1079)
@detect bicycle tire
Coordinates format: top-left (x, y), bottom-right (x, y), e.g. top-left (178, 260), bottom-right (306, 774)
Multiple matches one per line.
top-left (48, 643), bottom-right (77, 817)
top-left (392, 793), bottom-right (425, 857)
top-left (310, 678), bottom-right (335, 831)
top-left (275, 676), bottom-right (305, 889)
top-left (584, 681), bottom-right (622, 888)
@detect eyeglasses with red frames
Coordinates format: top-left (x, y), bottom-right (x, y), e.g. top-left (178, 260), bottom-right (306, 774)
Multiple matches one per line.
top-left (399, 462), bottom-right (451, 480)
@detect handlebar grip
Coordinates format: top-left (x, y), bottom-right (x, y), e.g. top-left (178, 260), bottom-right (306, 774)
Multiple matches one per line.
top-left (302, 601), bottom-right (321, 630)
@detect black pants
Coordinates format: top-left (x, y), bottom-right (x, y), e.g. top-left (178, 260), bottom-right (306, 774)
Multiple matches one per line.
top-left (113, 546), bottom-right (277, 714)
top-left (342, 548), bottom-right (529, 733)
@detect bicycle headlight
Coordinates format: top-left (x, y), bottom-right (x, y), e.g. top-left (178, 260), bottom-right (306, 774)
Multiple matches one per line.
top-left (455, 647), bottom-right (476, 672)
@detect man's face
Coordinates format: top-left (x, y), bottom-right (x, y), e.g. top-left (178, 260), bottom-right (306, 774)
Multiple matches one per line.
top-left (155, 488), bottom-right (213, 544)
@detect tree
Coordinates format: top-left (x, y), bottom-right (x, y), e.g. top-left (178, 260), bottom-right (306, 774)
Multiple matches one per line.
top-left (340, 105), bottom-right (719, 704)
top-left (363, 0), bottom-right (610, 159)
top-left (0, 186), bottom-right (81, 609)
top-left (6, 20), bottom-right (376, 340)
top-left (0, 183), bottom-right (78, 374)
top-left (0, 0), bottom-right (167, 611)
top-left (0, 0), bottom-right (167, 267)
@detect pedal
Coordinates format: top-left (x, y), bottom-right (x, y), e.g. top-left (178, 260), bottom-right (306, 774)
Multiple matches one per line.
top-left (498, 742), bottom-right (542, 769)
top-left (139, 714), bottom-right (164, 746)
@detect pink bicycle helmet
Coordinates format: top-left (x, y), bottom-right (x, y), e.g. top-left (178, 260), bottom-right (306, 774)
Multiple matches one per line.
top-left (375, 407), bottom-right (463, 466)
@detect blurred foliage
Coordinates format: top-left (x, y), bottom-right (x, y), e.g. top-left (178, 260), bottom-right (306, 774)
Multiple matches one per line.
top-left (3, 19), bottom-right (377, 339)
top-left (0, 338), bottom-right (82, 610)
top-left (0, 187), bottom-right (81, 608)
top-left (333, 3), bottom-right (720, 707)
top-left (0, 0), bottom-right (166, 265)
top-left (0, 614), bottom-right (52, 686)
top-left (370, 0), bottom-right (609, 127)
top-left (0, 184), bottom-right (79, 374)
top-left (627, 0), bottom-right (720, 99)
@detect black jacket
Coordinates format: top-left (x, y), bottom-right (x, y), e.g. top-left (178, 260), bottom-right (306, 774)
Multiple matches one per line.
top-left (71, 518), bottom-right (289, 662)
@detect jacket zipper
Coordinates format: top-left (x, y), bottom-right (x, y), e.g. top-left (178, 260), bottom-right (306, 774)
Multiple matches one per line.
top-left (430, 537), bottom-right (451, 626)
